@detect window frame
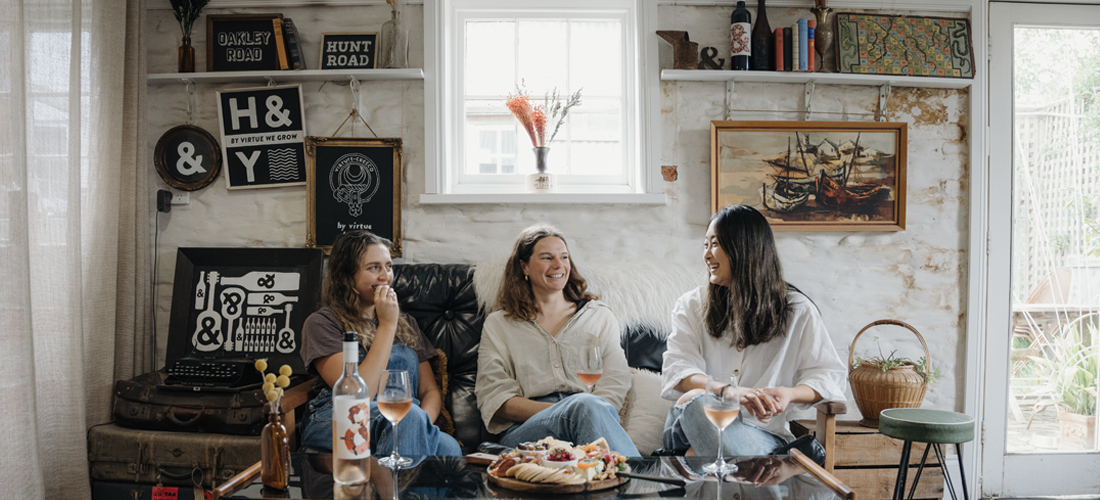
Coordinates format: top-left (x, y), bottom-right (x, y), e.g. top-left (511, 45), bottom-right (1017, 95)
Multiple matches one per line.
top-left (423, 0), bottom-right (662, 203)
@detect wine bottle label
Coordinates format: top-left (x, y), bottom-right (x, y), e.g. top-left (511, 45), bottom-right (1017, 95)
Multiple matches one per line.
top-left (334, 395), bottom-right (371, 459)
top-left (731, 22), bottom-right (751, 57)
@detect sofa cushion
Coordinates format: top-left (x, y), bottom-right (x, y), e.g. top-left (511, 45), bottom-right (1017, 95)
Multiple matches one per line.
top-left (620, 368), bottom-right (676, 456)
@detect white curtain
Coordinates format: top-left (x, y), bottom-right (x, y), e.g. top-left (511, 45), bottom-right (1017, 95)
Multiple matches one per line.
top-left (0, 0), bottom-right (149, 499)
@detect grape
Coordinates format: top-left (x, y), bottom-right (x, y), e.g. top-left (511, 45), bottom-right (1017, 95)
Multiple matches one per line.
top-left (254, 359), bottom-right (268, 372)
top-left (265, 373), bottom-right (277, 383)
top-left (265, 390), bottom-right (279, 402)
top-left (276, 374), bottom-right (291, 388)
top-left (279, 365), bottom-right (292, 377)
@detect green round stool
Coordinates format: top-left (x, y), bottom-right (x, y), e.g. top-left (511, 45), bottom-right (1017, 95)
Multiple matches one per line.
top-left (878, 409), bottom-right (975, 500)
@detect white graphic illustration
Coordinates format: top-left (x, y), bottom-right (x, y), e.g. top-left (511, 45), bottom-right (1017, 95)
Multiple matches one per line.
top-left (329, 152), bottom-right (380, 217)
top-left (176, 141), bottom-right (206, 175)
top-left (267, 148), bottom-right (300, 181)
top-left (192, 271), bottom-right (224, 352)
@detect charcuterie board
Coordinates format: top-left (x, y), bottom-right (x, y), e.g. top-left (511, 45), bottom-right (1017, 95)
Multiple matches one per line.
top-left (486, 473), bottom-right (629, 493)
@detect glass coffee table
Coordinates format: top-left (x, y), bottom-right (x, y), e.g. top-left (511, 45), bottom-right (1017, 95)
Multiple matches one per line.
top-left (213, 450), bottom-right (854, 500)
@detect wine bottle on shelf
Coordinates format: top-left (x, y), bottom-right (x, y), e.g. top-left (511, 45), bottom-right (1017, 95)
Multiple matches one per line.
top-left (750, 0), bottom-right (773, 71)
top-left (333, 332), bottom-right (371, 489)
top-left (730, 1), bottom-right (751, 70)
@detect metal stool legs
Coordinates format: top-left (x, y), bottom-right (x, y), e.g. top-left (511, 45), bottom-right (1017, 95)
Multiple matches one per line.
top-left (892, 441), bottom-right (969, 500)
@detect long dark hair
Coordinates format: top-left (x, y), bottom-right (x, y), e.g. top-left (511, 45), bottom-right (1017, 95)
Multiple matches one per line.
top-left (704, 205), bottom-right (793, 349)
top-left (497, 224), bottom-right (596, 321)
top-left (323, 230), bottom-right (417, 349)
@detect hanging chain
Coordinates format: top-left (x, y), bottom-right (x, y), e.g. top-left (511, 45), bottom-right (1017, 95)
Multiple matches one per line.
top-left (185, 80), bottom-right (196, 125)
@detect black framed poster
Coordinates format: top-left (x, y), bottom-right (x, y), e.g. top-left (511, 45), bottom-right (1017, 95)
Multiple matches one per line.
top-left (305, 137), bottom-right (402, 256)
top-left (216, 85), bottom-right (307, 189)
top-left (166, 247), bottom-right (323, 373)
top-left (319, 33), bottom-right (378, 70)
top-left (206, 14), bottom-right (288, 72)
top-left (153, 125), bottom-right (222, 191)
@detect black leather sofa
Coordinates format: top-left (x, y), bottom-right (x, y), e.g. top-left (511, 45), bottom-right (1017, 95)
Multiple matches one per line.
top-left (391, 263), bottom-right (668, 453)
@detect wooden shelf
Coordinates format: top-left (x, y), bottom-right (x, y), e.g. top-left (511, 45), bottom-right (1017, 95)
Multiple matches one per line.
top-left (661, 69), bottom-right (972, 89)
top-left (147, 68), bottom-right (424, 85)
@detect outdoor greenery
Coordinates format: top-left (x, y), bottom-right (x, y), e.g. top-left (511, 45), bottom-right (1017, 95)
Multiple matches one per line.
top-left (1029, 317), bottom-right (1099, 415)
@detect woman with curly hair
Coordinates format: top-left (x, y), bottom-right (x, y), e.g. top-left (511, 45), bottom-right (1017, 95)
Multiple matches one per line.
top-left (475, 224), bottom-right (640, 455)
top-left (661, 205), bottom-right (845, 457)
top-left (299, 230), bottom-right (460, 456)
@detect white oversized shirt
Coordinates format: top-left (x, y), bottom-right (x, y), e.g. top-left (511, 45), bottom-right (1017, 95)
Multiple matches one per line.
top-left (661, 286), bottom-right (847, 442)
top-left (475, 300), bottom-right (632, 435)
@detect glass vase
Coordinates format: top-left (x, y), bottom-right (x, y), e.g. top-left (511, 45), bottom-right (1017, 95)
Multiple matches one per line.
top-left (526, 147), bottom-right (554, 193)
top-left (378, 2), bottom-right (409, 69)
top-left (261, 402), bottom-right (290, 491)
top-left (178, 37), bottom-right (195, 73)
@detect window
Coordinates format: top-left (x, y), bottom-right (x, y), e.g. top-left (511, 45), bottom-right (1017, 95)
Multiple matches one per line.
top-left (424, 0), bottom-right (660, 201)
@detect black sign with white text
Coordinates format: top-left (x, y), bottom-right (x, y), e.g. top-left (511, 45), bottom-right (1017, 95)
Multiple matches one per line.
top-left (216, 85), bottom-right (307, 189)
top-left (319, 33), bottom-right (378, 70)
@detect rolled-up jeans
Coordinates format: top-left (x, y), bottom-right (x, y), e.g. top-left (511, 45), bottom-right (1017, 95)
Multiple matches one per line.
top-left (498, 392), bottom-right (641, 457)
top-left (663, 393), bottom-right (786, 457)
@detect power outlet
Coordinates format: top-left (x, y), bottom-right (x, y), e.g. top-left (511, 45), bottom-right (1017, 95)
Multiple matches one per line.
top-left (171, 192), bottom-right (190, 205)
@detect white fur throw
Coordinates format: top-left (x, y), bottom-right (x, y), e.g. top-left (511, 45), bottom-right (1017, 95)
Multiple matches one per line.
top-left (620, 368), bottom-right (676, 456)
top-left (473, 257), bottom-right (703, 335)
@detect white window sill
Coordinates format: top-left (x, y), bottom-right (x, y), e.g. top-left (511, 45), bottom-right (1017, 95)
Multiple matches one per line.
top-left (418, 193), bottom-right (668, 205)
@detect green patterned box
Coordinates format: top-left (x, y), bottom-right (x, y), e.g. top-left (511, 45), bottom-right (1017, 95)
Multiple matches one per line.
top-left (835, 13), bottom-right (974, 78)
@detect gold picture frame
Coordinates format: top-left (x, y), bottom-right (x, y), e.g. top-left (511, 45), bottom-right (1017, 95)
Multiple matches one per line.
top-left (306, 137), bottom-right (402, 255)
top-left (711, 120), bottom-right (907, 231)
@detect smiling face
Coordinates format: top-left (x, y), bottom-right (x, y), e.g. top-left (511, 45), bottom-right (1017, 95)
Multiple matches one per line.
top-left (353, 243), bottom-right (394, 306)
top-left (521, 236), bottom-right (571, 295)
top-left (704, 220), bottom-right (732, 287)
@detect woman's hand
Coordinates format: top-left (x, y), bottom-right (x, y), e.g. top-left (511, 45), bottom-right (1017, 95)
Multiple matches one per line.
top-left (740, 386), bottom-right (791, 423)
top-left (373, 285), bottom-right (400, 326)
top-left (730, 456), bottom-right (801, 486)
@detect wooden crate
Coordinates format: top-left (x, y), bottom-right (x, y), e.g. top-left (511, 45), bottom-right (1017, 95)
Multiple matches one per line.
top-left (793, 419), bottom-right (945, 500)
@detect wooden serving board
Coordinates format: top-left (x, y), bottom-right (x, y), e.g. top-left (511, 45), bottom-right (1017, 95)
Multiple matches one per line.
top-left (486, 473), bottom-right (629, 494)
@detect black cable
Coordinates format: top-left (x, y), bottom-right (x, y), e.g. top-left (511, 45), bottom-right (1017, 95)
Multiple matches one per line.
top-left (152, 209), bottom-right (160, 373)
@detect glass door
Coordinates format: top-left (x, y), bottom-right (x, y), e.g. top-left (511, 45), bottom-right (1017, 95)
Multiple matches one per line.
top-left (985, 2), bottom-right (1100, 496)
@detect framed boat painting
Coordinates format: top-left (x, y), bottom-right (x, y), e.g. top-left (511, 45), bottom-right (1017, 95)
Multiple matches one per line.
top-left (710, 121), bottom-right (907, 231)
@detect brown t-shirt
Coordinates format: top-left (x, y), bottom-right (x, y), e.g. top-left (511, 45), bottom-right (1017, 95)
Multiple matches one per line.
top-left (300, 308), bottom-right (437, 389)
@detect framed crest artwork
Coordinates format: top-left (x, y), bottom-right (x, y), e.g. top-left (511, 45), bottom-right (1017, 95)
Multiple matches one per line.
top-left (305, 137), bottom-right (402, 255)
top-left (711, 121), bottom-right (907, 231)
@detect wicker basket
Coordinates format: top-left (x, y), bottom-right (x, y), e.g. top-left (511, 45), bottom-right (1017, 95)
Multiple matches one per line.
top-left (848, 319), bottom-right (931, 428)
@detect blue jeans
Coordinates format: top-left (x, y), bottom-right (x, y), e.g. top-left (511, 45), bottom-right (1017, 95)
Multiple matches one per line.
top-left (499, 392), bottom-right (641, 457)
top-left (300, 343), bottom-right (461, 457)
top-left (663, 393), bottom-right (786, 457)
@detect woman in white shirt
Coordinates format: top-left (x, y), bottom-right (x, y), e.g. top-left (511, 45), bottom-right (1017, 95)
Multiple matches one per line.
top-left (661, 205), bottom-right (846, 456)
top-left (475, 224), bottom-right (640, 455)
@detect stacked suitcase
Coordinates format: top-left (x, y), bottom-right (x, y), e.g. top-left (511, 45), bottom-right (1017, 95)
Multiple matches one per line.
top-left (89, 248), bottom-right (323, 498)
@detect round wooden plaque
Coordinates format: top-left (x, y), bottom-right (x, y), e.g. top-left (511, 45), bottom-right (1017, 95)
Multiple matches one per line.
top-left (486, 473), bottom-right (628, 494)
top-left (154, 124), bottom-right (222, 191)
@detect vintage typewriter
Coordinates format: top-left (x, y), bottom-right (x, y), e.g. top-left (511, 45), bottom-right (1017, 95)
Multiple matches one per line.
top-left (161, 358), bottom-right (263, 391)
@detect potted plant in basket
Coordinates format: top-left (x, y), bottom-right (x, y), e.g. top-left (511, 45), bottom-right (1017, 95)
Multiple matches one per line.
top-left (1029, 315), bottom-right (1098, 448)
top-left (848, 320), bottom-right (940, 427)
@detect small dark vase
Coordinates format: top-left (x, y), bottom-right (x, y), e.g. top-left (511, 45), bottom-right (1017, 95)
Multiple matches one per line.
top-left (261, 404), bottom-right (290, 491)
top-left (750, 0), bottom-right (773, 71)
top-left (178, 37), bottom-right (196, 73)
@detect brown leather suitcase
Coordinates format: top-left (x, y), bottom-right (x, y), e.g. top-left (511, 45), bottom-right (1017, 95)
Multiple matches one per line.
top-left (87, 423), bottom-right (259, 489)
top-left (112, 370), bottom-right (272, 436)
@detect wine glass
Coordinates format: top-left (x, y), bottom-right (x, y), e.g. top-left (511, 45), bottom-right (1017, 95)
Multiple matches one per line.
top-left (377, 370), bottom-right (413, 468)
top-left (573, 339), bottom-right (602, 392)
top-left (702, 374), bottom-right (740, 475)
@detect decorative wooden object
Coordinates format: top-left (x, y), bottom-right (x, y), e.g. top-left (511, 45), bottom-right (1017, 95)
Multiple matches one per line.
top-left (657, 31), bottom-right (699, 70)
top-left (698, 47), bottom-right (724, 70)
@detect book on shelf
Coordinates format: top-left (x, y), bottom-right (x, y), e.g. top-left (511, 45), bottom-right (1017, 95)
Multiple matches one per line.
top-left (272, 18), bottom-right (290, 70)
top-left (808, 19), bottom-right (816, 72)
top-left (283, 18), bottom-right (304, 70)
top-left (774, 28), bottom-right (784, 71)
top-left (791, 23), bottom-right (799, 72)
top-left (798, 19), bottom-right (808, 71)
top-left (783, 27), bottom-right (793, 72)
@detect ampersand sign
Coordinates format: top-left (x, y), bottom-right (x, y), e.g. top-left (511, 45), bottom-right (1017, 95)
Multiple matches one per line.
top-left (698, 47), bottom-right (725, 70)
top-left (154, 125), bottom-right (221, 191)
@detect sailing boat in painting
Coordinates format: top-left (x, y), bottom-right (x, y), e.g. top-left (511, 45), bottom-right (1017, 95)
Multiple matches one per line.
top-left (758, 130), bottom-right (894, 214)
